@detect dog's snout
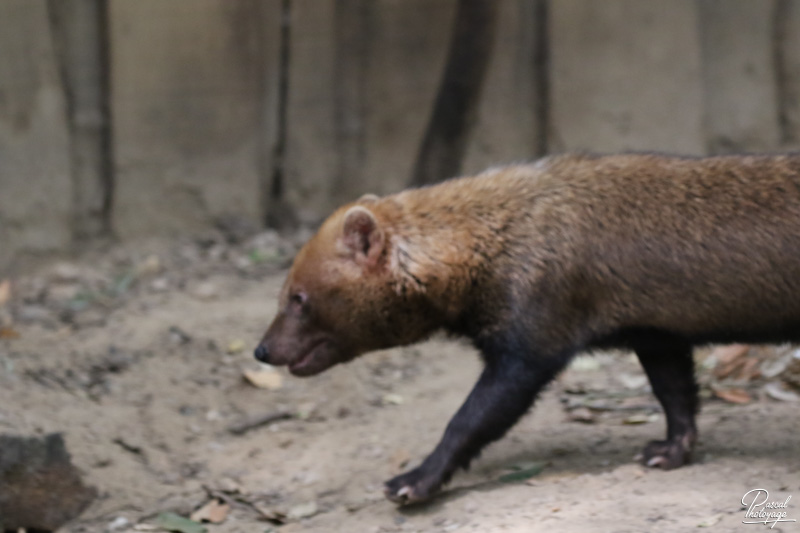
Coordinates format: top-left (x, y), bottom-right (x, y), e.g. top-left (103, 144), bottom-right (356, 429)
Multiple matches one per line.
top-left (254, 344), bottom-right (270, 363)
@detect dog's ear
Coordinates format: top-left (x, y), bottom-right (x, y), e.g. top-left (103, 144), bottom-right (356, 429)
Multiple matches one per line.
top-left (342, 206), bottom-right (384, 266)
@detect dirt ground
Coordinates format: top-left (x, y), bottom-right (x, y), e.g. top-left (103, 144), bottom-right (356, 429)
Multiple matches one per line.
top-left (1, 232), bottom-right (798, 533)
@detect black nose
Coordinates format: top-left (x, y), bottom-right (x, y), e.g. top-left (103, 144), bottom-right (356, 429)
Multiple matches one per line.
top-left (254, 344), bottom-right (270, 363)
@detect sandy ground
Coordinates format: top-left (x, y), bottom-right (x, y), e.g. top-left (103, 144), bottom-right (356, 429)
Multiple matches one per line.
top-left (1, 236), bottom-right (798, 533)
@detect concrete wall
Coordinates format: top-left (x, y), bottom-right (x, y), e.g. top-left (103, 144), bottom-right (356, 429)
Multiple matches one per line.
top-left (2, 0), bottom-right (800, 271)
top-left (0, 1), bottom-right (74, 267)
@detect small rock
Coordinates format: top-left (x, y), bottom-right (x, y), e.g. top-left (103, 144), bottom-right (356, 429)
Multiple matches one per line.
top-left (570, 356), bottom-right (601, 371)
top-left (568, 406), bottom-right (596, 424)
top-left (287, 501), bottom-right (318, 520)
top-left (108, 516), bottom-right (131, 531)
top-left (51, 262), bottom-right (82, 282)
top-left (16, 305), bottom-right (56, 326)
top-left (617, 373), bottom-right (649, 390)
top-left (169, 326), bottom-right (192, 344)
top-left (0, 433), bottom-right (96, 531)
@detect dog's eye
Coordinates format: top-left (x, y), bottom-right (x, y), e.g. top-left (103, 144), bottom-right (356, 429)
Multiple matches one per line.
top-left (290, 292), bottom-right (307, 307)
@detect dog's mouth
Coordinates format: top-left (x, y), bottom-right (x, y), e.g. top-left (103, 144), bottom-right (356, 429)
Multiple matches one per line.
top-left (288, 340), bottom-right (334, 376)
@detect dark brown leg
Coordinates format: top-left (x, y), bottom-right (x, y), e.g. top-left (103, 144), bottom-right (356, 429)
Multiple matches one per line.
top-left (634, 336), bottom-right (698, 469)
top-left (384, 348), bottom-right (570, 504)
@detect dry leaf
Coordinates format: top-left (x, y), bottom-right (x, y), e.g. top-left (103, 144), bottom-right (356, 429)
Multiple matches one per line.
top-left (0, 327), bottom-right (20, 340)
top-left (381, 393), bottom-right (404, 406)
top-left (190, 499), bottom-right (230, 524)
top-left (711, 344), bottom-right (751, 379)
top-left (243, 367), bottom-right (283, 390)
top-left (713, 344), bottom-right (751, 364)
top-left (0, 280), bottom-right (10, 307)
top-left (713, 387), bottom-right (751, 404)
top-left (623, 414), bottom-right (651, 425)
top-left (227, 339), bottom-right (246, 354)
top-left (737, 357), bottom-right (762, 381)
top-left (763, 382), bottom-right (800, 402)
top-left (154, 512), bottom-right (206, 533)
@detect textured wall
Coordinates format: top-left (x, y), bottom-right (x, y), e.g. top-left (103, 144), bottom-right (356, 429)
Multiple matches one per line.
top-left (0, 1), bottom-right (74, 268)
top-left (2, 0), bottom-right (800, 271)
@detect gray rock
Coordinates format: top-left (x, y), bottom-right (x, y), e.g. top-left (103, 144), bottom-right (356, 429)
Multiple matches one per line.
top-left (0, 433), bottom-right (96, 531)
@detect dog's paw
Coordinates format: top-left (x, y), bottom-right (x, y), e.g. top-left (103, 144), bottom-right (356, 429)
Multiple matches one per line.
top-left (384, 467), bottom-right (442, 505)
top-left (641, 437), bottom-right (693, 469)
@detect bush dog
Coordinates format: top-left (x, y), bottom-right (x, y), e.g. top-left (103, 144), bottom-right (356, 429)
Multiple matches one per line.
top-left (254, 153), bottom-right (800, 504)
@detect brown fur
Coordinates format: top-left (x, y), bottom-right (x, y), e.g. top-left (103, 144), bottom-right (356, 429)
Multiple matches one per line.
top-left (256, 152), bottom-right (800, 503)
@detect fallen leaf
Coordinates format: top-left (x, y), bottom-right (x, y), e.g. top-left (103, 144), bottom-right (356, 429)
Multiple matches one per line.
top-left (243, 367), bottom-right (283, 390)
top-left (761, 350), bottom-right (794, 378)
top-left (154, 512), bottom-right (207, 533)
top-left (381, 393), bottom-right (404, 406)
top-left (712, 344), bottom-right (751, 379)
top-left (623, 414), bottom-right (652, 425)
top-left (287, 501), bottom-right (318, 520)
top-left (763, 382), bottom-right (800, 402)
top-left (227, 339), bottom-right (246, 354)
top-left (737, 357), bottom-right (762, 381)
top-left (0, 327), bottom-right (20, 340)
top-left (190, 499), bottom-right (230, 524)
top-left (713, 387), bottom-right (751, 404)
top-left (499, 462), bottom-right (547, 483)
top-left (697, 513), bottom-right (724, 527)
top-left (0, 280), bottom-right (10, 307)
top-left (713, 344), bottom-right (751, 364)
top-left (784, 352), bottom-right (800, 389)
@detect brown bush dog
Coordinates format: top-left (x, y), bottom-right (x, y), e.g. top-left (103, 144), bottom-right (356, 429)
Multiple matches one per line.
top-left (254, 152), bottom-right (800, 504)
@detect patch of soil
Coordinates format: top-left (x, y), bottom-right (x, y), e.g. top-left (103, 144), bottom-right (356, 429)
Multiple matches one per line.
top-left (0, 237), bottom-right (798, 532)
